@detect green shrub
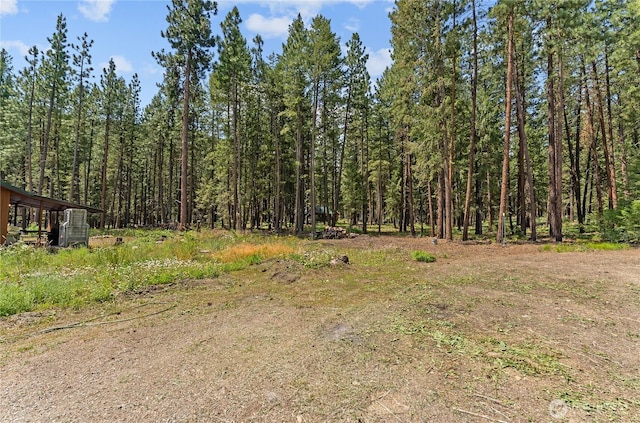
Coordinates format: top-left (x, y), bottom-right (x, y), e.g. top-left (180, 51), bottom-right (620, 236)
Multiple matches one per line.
top-left (601, 200), bottom-right (640, 243)
top-left (412, 250), bottom-right (436, 263)
top-left (0, 283), bottom-right (33, 317)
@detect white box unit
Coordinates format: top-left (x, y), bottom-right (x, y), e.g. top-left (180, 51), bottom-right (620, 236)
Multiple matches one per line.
top-left (59, 209), bottom-right (89, 247)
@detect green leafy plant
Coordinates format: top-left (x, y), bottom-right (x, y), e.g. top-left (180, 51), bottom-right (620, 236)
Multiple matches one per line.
top-left (412, 250), bottom-right (436, 263)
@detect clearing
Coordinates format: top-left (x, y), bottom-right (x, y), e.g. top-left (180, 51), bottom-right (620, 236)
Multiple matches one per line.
top-left (1, 235), bottom-right (639, 422)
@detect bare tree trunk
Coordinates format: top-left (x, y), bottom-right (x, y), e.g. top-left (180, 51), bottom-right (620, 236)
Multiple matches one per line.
top-left (361, 109), bottom-right (370, 234)
top-left (179, 52), bottom-right (192, 230)
top-left (84, 118), bottom-right (95, 206)
top-left (446, 0), bottom-right (457, 241)
top-left (604, 51), bottom-right (624, 201)
top-left (294, 102), bottom-right (304, 234)
top-left (584, 62), bottom-right (604, 220)
top-left (336, 86), bottom-right (352, 228)
top-left (513, 44), bottom-right (536, 241)
top-left (399, 130), bottom-right (406, 232)
top-left (99, 113), bottom-right (111, 229)
top-left (273, 112), bottom-right (282, 231)
top-left (462, 0), bottom-right (478, 241)
top-left (566, 60), bottom-right (584, 231)
top-left (497, 9), bottom-right (514, 244)
top-left (406, 147), bottom-right (415, 236)
top-left (547, 44), bottom-right (561, 241)
top-left (437, 170), bottom-right (444, 238)
top-left (39, 81), bottom-right (56, 195)
top-left (474, 162), bottom-right (483, 235)
top-left (69, 63), bottom-right (86, 203)
top-left (427, 178), bottom-right (435, 237)
top-left (617, 117), bottom-right (630, 200)
top-left (591, 60), bottom-right (617, 209)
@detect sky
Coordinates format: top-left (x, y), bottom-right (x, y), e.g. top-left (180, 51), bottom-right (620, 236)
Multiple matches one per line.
top-left (0, 0), bottom-right (395, 107)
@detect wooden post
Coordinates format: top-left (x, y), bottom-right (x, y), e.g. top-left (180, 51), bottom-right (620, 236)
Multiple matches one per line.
top-left (0, 186), bottom-right (10, 245)
top-left (37, 200), bottom-right (43, 245)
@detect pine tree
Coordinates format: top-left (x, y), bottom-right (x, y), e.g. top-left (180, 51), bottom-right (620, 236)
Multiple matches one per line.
top-left (154, 0), bottom-right (217, 230)
top-left (99, 59), bottom-right (118, 228)
top-left (280, 15), bottom-right (309, 234)
top-left (215, 6), bottom-right (251, 230)
top-left (69, 32), bottom-right (93, 203)
top-left (39, 13), bottom-right (70, 196)
top-left (0, 49), bottom-right (23, 182)
top-left (308, 15), bottom-right (342, 237)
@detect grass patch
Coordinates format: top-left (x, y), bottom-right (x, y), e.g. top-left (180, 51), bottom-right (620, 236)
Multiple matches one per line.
top-left (411, 250), bottom-right (436, 263)
top-left (541, 242), bottom-right (630, 253)
top-left (213, 242), bottom-right (295, 264)
top-left (0, 232), bottom-right (296, 317)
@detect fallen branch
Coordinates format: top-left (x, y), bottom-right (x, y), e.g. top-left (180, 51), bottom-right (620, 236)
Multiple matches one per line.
top-left (473, 393), bottom-right (506, 406)
top-left (38, 304), bottom-right (176, 334)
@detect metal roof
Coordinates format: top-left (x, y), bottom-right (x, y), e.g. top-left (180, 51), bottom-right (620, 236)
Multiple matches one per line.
top-left (0, 180), bottom-right (103, 213)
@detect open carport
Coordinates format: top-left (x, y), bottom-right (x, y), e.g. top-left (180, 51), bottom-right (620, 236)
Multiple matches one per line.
top-left (0, 180), bottom-right (102, 246)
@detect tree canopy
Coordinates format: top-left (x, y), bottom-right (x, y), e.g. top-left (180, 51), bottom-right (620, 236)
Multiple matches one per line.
top-left (1, 0), bottom-right (639, 241)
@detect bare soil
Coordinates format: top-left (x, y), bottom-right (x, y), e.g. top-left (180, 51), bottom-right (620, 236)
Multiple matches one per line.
top-left (1, 236), bottom-right (639, 422)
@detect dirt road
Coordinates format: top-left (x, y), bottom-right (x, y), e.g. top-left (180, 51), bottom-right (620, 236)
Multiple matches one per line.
top-left (1, 239), bottom-right (638, 422)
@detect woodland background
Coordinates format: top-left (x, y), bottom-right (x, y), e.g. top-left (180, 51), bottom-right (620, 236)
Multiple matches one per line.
top-left (0, 0), bottom-right (639, 242)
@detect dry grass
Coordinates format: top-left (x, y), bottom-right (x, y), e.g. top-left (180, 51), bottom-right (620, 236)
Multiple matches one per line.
top-left (213, 242), bottom-right (295, 263)
top-left (1, 237), bottom-right (638, 422)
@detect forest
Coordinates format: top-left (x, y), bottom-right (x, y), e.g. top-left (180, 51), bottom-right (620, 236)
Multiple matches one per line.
top-left (0, 0), bottom-right (639, 242)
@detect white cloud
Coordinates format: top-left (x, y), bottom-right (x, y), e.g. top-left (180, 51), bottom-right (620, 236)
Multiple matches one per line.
top-left (366, 47), bottom-right (392, 78)
top-left (78, 0), bottom-right (115, 23)
top-left (0, 40), bottom-right (30, 57)
top-left (344, 17), bottom-right (359, 32)
top-left (100, 55), bottom-right (133, 73)
top-left (245, 14), bottom-right (292, 39)
top-left (347, 0), bottom-right (374, 8)
top-left (142, 63), bottom-right (162, 77)
top-left (0, 0), bottom-right (18, 16)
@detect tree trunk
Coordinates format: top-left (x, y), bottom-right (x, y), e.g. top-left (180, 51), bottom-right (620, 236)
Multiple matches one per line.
top-left (231, 70), bottom-right (240, 230)
top-left (462, 0), bottom-right (478, 242)
top-left (617, 116), bottom-right (630, 200)
top-left (584, 61), bottom-right (604, 219)
top-left (273, 112), bottom-right (282, 231)
top-left (604, 51), bottom-right (624, 201)
top-left (69, 62), bottom-right (85, 203)
top-left (513, 44), bottom-right (536, 241)
top-left (179, 51), bottom-right (192, 230)
top-left (566, 101), bottom-right (583, 231)
top-left (336, 85), bottom-right (352, 228)
top-left (437, 170), bottom-right (444, 238)
top-left (26, 71), bottom-right (36, 193)
top-left (99, 111), bottom-right (111, 229)
top-left (294, 100), bottom-right (304, 234)
top-left (474, 161), bottom-right (483, 235)
top-left (546, 43), bottom-right (562, 241)
top-left (406, 149), bottom-right (415, 236)
top-left (361, 108), bottom-right (370, 234)
top-left (591, 60), bottom-right (617, 210)
top-left (310, 81), bottom-right (319, 238)
top-left (497, 9), bottom-right (514, 245)
top-left (39, 81), bottom-right (56, 195)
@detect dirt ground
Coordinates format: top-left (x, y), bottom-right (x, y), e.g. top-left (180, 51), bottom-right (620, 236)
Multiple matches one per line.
top-left (1, 236), bottom-right (638, 422)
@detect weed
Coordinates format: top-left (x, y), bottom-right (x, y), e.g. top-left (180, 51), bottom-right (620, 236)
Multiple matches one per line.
top-left (214, 242), bottom-right (294, 264)
top-left (411, 250), bottom-right (436, 263)
top-left (0, 283), bottom-right (33, 317)
top-left (0, 232), bottom-right (292, 317)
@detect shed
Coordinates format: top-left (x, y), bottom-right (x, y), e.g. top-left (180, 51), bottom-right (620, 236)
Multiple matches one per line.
top-left (0, 180), bottom-right (102, 246)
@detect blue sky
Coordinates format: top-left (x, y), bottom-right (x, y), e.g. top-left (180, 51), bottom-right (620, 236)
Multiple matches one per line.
top-left (0, 0), bottom-right (395, 106)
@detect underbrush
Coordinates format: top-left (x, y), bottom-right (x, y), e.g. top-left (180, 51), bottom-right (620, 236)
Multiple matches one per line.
top-left (0, 231), bottom-right (298, 317)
